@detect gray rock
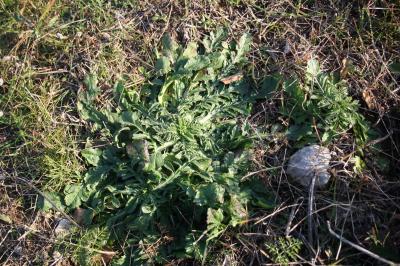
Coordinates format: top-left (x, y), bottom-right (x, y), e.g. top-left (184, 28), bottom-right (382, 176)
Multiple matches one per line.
top-left (13, 245), bottom-right (22, 257)
top-left (287, 145), bottom-right (331, 188)
top-left (54, 218), bottom-right (73, 236)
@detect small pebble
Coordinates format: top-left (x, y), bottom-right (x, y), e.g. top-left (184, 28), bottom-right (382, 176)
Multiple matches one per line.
top-left (54, 218), bottom-right (73, 236)
top-left (102, 32), bottom-right (111, 41)
top-left (56, 32), bottom-right (67, 40)
top-left (13, 245), bottom-right (23, 257)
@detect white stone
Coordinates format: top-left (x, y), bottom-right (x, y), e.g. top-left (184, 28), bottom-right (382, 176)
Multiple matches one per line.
top-left (287, 145), bottom-right (331, 188)
top-left (56, 33), bottom-right (67, 40)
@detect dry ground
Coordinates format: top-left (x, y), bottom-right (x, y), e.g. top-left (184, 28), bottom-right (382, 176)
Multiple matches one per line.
top-left (1, 0), bottom-right (400, 265)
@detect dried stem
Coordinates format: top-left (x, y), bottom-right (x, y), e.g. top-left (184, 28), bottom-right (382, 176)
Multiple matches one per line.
top-left (327, 221), bottom-right (396, 266)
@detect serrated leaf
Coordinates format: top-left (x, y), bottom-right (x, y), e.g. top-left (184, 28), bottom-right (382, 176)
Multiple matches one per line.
top-left (228, 195), bottom-right (248, 226)
top-left (233, 33), bottom-right (251, 64)
top-left (105, 194), bottom-right (122, 209)
top-left (194, 183), bottom-right (225, 207)
top-left (157, 77), bottom-right (175, 105)
top-left (64, 184), bottom-right (85, 208)
top-left (81, 148), bottom-right (102, 166)
top-left (161, 34), bottom-right (178, 59)
top-left (114, 80), bottom-right (125, 95)
top-left (321, 131), bottom-right (333, 143)
top-left (155, 56), bottom-right (171, 74)
top-left (184, 233), bottom-right (207, 260)
top-left (37, 192), bottom-right (65, 212)
top-left (182, 42), bottom-right (198, 59)
top-left (203, 27), bottom-right (227, 52)
top-left (185, 55), bottom-right (211, 71)
top-left (84, 165), bottom-right (110, 185)
top-left (77, 74), bottom-right (109, 125)
top-left (206, 208), bottom-right (225, 240)
top-left (83, 74), bottom-right (100, 101)
top-left (207, 208), bottom-right (224, 226)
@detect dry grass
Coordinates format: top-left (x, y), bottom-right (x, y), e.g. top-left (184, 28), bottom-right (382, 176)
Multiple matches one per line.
top-left (0, 0), bottom-right (399, 265)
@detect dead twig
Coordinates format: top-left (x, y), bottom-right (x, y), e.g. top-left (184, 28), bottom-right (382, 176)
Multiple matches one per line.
top-left (327, 221), bottom-right (397, 265)
top-left (285, 197), bottom-right (304, 237)
top-left (307, 175), bottom-right (316, 248)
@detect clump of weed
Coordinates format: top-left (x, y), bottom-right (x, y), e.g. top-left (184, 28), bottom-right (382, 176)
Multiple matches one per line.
top-left (264, 237), bottom-right (302, 265)
top-left (275, 59), bottom-right (371, 147)
top-left (61, 30), bottom-right (272, 264)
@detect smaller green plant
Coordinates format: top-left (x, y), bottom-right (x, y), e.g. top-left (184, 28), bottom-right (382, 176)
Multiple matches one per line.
top-left (280, 59), bottom-right (370, 146)
top-left (265, 237), bottom-right (302, 265)
top-left (54, 227), bottom-right (110, 266)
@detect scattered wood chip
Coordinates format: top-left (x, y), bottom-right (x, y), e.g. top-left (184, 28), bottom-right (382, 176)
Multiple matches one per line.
top-left (340, 58), bottom-right (352, 79)
top-left (220, 73), bottom-right (243, 84)
top-left (101, 250), bottom-right (116, 264)
top-left (362, 88), bottom-right (379, 110)
top-left (0, 213), bottom-right (12, 224)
